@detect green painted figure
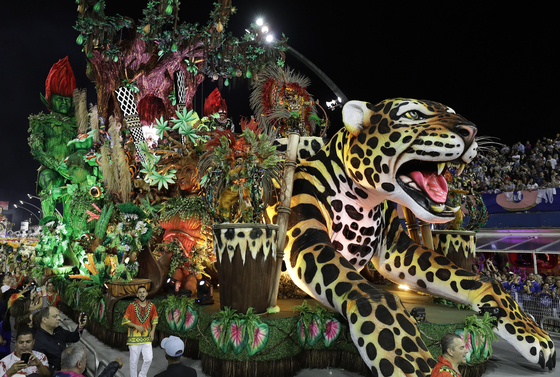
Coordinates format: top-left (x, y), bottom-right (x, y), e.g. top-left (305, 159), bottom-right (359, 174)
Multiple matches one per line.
top-left (28, 57), bottom-right (78, 217)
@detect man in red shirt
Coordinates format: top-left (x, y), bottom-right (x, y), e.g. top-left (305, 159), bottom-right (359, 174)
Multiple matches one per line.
top-left (430, 333), bottom-right (467, 377)
top-left (122, 286), bottom-right (158, 377)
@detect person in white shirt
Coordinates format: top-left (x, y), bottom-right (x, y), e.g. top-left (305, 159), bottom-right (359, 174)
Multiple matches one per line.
top-left (0, 327), bottom-right (50, 376)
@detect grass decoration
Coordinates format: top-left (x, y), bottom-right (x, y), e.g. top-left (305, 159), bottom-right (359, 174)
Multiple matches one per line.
top-left (99, 117), bottom-right (131, 203)
top-left (73, 88), bottom-right (88, 134)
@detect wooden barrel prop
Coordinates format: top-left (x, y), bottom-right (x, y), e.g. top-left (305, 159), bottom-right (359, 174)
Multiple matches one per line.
top-left (106, 278), bottom-right (152, 297)
top-left (213, 223), bottom-right (278, 314)
top-left (431, 230), bottom-right (476, 271)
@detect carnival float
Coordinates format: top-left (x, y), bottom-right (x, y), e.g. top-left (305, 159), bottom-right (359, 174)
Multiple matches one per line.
top-left (2, 1), bottom-right (555, 376)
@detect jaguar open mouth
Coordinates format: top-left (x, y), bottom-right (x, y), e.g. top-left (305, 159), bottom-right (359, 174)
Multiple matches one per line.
top-left (396, 160), bottom-right (463, 217)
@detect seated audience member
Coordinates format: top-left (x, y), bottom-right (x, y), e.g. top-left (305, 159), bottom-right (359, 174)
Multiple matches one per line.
top-left (0, 327), bottom-right (50, 376)
top-left (430, 333), bottom-right (467, 377)
top-left (33, 306), bottom-right (88, 373)
top-left (527, 273), bottom-right (542, 293)
top-left (539, 284), bottom-right (557, 299)
top-left (54, 344), bottom-right (123, 377)
top-left (155, 336), bottom-right (197, 377)
top-left (508, 274), bottom-right (523, 296)
top-left (545, 275), bottom-right (556, 290)
top-left (6, 294), bottom-right (45, 352)
top-left (523, 279), bottom-right (537, 295)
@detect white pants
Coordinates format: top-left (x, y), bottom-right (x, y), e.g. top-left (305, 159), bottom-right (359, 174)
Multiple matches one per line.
top-left (129, 343), bottom-right (153, 377)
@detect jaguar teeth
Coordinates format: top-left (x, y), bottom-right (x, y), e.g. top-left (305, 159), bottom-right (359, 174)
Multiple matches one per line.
top-left (400, 175), bottom-right (412, 184)
top-left (450, 205), bottom-right (460, 213)
top-left (456, 164), bottom-right (465, 176)
top-left (408, 181), bottom-right (421, 191)
top-left (431, 203), bottom-right (445, 213)
top-left (437, 162), bottom-right (445, 175)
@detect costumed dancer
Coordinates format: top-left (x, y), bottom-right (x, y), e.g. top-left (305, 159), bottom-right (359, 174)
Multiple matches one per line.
top-left (203, 88), bottom-right (235, 132)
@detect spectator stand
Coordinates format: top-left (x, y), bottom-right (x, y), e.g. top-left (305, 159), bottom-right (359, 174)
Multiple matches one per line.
top-left (476, 231), bottom-right (560, 334)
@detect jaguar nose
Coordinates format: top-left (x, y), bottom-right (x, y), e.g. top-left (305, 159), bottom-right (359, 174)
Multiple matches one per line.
top-left (454, 123), bottom-right (477, 146)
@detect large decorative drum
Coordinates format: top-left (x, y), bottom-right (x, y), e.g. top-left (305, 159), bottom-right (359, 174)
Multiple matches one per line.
top-left (213, 223), bottom-right (278, 314)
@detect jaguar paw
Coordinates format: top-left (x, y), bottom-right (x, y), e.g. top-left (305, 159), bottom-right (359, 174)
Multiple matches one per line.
top-left (346, 293), bottom-right (435, 376)
top-left (471, 280), bottom-right (556, 369)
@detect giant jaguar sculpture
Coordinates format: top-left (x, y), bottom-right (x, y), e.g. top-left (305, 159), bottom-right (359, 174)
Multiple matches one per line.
top-left (268, 98), bottom-right (556, 376)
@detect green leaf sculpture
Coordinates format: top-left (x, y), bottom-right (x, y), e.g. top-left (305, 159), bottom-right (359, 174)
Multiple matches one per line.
top-left (323, 318), bottom-right (342, 347)
top-left (229, 319), bottom-right (247, 355)
top-left (247, 323), bottom-right (269, 356)
top-left (182, 307), bottom-right (198, 332)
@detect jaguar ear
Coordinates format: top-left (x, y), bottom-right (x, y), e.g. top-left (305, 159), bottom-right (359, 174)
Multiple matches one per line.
top-left (342, 101), bottom-right (373, 136)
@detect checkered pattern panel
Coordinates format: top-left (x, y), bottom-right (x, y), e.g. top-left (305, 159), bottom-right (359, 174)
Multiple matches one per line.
top-left (115, 86), bottom-right (138, 116)
top-left (124, 114), bottom-right (147, 163)
top-left (174, 70), bottom-right (186, 104)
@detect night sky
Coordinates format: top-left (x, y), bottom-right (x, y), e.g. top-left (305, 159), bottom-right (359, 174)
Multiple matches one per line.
top-left (0, 1), bottom-right (557, 227)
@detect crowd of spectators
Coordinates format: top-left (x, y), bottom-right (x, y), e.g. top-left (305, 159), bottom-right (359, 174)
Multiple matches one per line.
top-left (473, 255), bottom-right (560, 324)
top-left (453, 134), bottom-right (560, 195)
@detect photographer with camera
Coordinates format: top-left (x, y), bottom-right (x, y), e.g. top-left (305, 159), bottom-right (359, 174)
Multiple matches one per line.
top-left (0, 327), bottom-right (50, 376)
top-left (33, 306), bottom-right (87, 373)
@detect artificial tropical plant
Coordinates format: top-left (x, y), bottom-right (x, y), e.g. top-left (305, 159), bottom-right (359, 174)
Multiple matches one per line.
top-left (198, 118), bottom-right (284, 223)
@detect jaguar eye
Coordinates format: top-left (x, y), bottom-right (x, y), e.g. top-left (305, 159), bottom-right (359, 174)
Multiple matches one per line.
top-left (404, 111), bottom-right (425, 120)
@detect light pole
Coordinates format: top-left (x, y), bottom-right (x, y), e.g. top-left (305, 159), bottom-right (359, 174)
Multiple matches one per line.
top-left (26, 193), bottom-right (62, 217)
top-left (19, 200), bottom-right (42, 214)
top-left (13, 204), bottom-right (41, 222)
top-left (249, 18), bottom-right (348, 108)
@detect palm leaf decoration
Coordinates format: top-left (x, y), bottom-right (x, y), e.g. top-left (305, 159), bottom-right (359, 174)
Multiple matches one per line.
top-left (171, 108), bottom-right (199, 145)
top-left (456, 312), bottom-right (498, 363)
top-left (198, 121), bottom-right (283, 223)
top-left (154, 116), bottom-right (170, 139)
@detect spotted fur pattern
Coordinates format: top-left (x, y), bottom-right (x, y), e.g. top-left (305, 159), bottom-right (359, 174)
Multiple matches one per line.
top-left (269, 99), bottom-right (556, 376)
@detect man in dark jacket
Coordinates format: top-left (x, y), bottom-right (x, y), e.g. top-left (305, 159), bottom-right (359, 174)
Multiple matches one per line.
top-left (54, 344), bottom-right (123, 377)
top-left (154, 336), bottom-right (197, 377)
top-left (33, 306), bottom-right (87, 373)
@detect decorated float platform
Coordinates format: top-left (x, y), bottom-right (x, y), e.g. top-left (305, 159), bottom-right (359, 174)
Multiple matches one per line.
top-left (55, 277), bottom-right (490, 377)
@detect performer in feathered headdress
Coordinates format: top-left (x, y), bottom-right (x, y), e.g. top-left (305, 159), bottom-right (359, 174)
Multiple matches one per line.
top-left (203, 88), bottom-right (235, 132)
top-left (41, 56), bottom-right (76, 114)
top-left (250, 65), bottom-right (320, 137)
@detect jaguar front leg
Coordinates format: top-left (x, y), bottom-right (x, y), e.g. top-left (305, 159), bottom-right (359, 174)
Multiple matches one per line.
top-left (285, 223), bottom-right (436, 377)
top-left (375, 204), bottom-right (556, 370)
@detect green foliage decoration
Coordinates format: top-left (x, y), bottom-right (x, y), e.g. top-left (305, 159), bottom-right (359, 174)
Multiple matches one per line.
top-left (159, 196), bottom-right (208, 223)
top-left (198, 127), bottom-right (283, 223)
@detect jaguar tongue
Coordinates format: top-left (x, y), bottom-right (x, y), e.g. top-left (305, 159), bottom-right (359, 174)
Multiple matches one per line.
top-left (409, 171), bottom-right (448, 203)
